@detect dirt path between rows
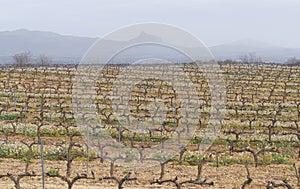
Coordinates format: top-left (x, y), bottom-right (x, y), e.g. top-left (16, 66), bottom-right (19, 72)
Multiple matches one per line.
top-left (0, 159), bottom-right (299, 189)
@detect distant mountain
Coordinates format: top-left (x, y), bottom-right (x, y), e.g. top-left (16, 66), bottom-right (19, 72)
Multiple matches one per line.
top-left (0, 29), bottom-right (299, 64)
top-left (0, 29), bottom-right (192, 64)
top-left (210, 38), bottom-right (300, 63)
top-left (0, 29), bottom-right (96, 63)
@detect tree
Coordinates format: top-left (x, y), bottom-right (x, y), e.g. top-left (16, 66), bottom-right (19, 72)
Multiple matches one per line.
top-left (37, 54), bottom-right (51, 65)
top-left (13, 51), bottom-right (31, 66)
top-left (239, 52), bottom-right (262, 64)
top-left (285, 57), bottom-right (300, 65)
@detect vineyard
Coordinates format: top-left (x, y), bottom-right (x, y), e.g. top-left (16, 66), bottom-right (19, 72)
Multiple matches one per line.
top-left (0, 62), bottom-right (299, 189)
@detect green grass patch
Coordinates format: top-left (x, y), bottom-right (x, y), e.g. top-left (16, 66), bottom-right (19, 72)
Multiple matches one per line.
top-left (0, 113), bottom-right (19, 120)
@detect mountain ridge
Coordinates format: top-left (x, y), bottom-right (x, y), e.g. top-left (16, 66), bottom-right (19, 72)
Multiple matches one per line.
top-left (0, 29), bottom-right (299, 63)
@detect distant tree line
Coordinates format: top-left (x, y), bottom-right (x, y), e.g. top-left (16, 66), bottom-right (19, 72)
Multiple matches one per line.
top-left (285, 57), bottom-right (300, 65)
top-left (13, 51), bottom-right (51, 66)
top-left (239, 52), bottom-right (262, 64)
top-left (12, 51), bottom-right (300, 67)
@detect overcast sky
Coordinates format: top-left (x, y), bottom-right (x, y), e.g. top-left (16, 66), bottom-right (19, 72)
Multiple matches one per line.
top-left (1, 0), bottom-right (300, 47)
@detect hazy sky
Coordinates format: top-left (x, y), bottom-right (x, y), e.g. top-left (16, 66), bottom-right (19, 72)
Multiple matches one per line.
top-left (1, 0), bottom-right (300, 47)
